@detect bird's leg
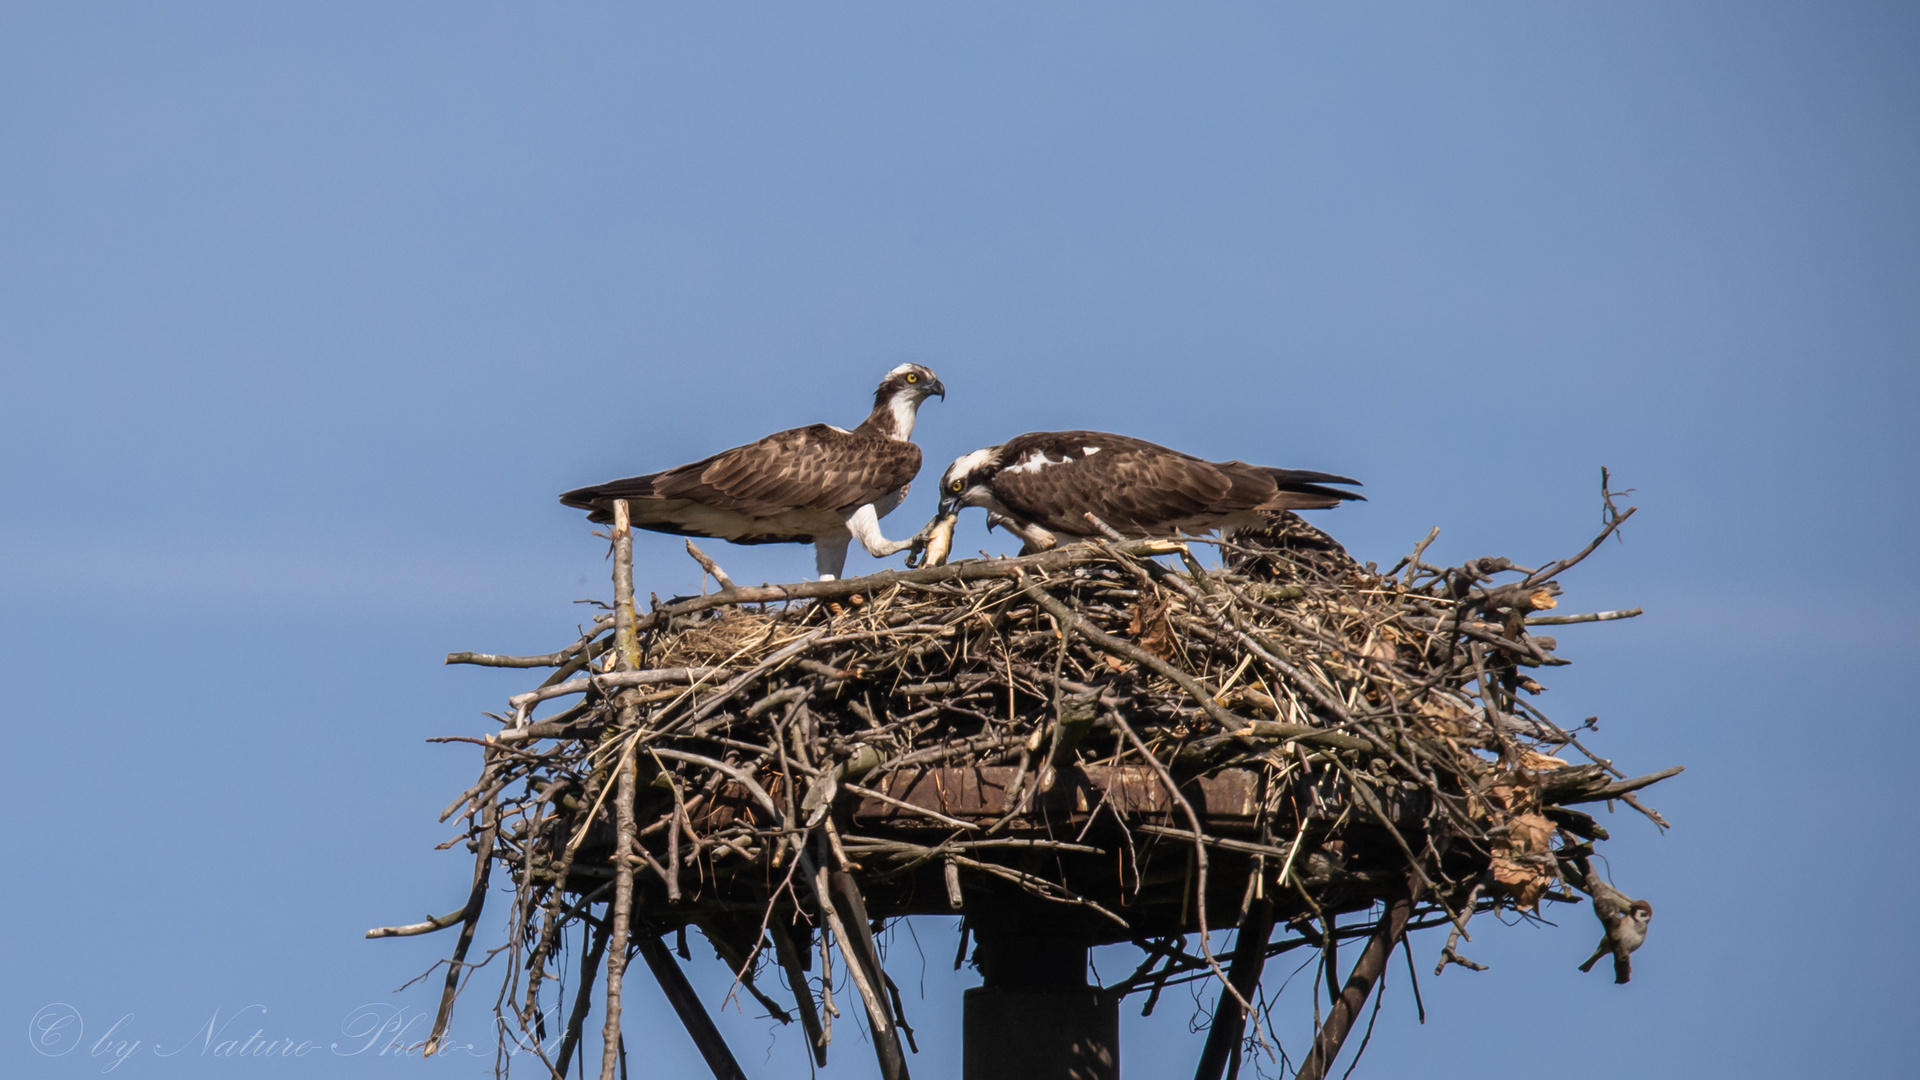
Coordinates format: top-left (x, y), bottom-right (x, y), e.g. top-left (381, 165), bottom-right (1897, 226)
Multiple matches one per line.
top-left (814, 536), bottom-right (851, 581)
top-left (1007, 520), bottom-right (1058, 553)
top-left (976, 501), bottom-right (1058, 552)
top-left (845, 504), bottom-right (917, 559)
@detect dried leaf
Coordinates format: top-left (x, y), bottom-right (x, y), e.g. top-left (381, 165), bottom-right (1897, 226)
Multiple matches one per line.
top-left (1490, 853), bottom-right (1556, 911)
top-left (1484, 816), bottom-right (1559, 911)
top-left (1507, 812), bottom-right (1556, 854)
top-left (1360, 627), bottom-right (1400, 665)
top-left (1517, 750), bottom-right (1569, 772)
top-left (1417, 695), bottom-right (1479, 738)
top-left (1483, 781), bottom-right (1537, 817)
top-left (1128, 593), bottom-right (1177, 660)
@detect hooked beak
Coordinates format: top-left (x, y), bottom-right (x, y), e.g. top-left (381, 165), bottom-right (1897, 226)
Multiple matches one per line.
top-left (936, 490), bottom-right (957, 519)
top-left (928, 377), bottom-right (946, 401)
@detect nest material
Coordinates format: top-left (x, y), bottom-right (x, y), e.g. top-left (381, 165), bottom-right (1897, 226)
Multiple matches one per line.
top-left (391, 500), bottom-right (1676, 1080)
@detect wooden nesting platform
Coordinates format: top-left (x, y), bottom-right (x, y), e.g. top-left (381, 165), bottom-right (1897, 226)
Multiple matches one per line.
top-left (387, 502), bottom-right (1679, 1080)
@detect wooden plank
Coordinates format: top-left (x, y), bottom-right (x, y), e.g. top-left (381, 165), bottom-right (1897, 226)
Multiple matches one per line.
top-left (853, 766), bottom-right (1261, 825)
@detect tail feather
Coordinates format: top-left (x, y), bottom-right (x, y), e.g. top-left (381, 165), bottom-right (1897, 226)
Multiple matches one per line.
top-left (1261, 468), bottom-right (1366, 510)
top-left (1264, 467), bottom-right (1364, 492)
top-left (559, 473), bottom-right (661, 524)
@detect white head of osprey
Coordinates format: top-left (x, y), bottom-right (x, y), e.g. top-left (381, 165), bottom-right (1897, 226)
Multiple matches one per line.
top-left (560, 368), bottom-right (1361, 577)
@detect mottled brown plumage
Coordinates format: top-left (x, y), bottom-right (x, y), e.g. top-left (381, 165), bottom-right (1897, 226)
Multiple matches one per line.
top-left (562, 425), bottom-right (921, 532)
top-left (561, 365), bottom-right (944, 578)
top-left (936, 430), bottom-right (1361, 552)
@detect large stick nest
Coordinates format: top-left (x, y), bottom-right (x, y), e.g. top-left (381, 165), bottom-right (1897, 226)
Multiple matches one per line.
top-left (388, 496), bottom-right (1676, 1078)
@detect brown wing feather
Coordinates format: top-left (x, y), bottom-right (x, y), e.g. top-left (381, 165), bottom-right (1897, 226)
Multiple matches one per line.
top-left (989, 432), bottom-right (1243, 537)
top-left (561, 425), bottom-right (920, 523)
top-left (985, 432), bottom-right (1362, 537)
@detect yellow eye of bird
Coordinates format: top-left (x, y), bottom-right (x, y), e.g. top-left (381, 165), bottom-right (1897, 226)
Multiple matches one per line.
top-left (906, 373), bottom-right (918, 383)
top-left (950, 480), bottom-right (962, 492)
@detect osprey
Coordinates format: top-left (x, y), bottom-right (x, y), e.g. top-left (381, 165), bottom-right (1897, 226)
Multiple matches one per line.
top-left (930, 430), bottom-right (1362, 558)
top-left (560, 364), bottom-right (945, 580)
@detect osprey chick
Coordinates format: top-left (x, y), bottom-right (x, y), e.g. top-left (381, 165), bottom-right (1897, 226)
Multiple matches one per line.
top-left (931, 430), bottom-right (1361, 557)
top-left (560, 364), bottom-right (945, 579)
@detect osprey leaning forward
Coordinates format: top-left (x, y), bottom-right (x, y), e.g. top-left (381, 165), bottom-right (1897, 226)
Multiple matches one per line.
top-left (928, 429), bottom-right (1362, 559)
top-left (560, 364), bottom-right (945, 579)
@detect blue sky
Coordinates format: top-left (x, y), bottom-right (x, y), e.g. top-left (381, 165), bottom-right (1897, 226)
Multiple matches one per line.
top-left (3, 3), bottom-right (1915, 1078)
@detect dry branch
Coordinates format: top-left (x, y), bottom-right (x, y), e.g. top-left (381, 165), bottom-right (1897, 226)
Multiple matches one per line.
top-left (382, 491), bottom-right (1675, 1079)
